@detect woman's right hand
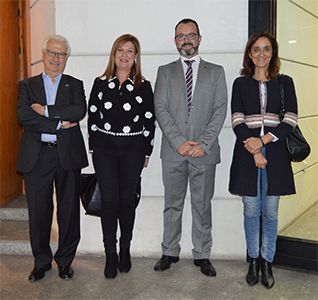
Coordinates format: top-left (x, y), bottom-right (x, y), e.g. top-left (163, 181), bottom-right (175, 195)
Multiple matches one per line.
top-left (244, 137), bottom-right (262, 154)
top-left (253, 152), bottom-right (267, 169)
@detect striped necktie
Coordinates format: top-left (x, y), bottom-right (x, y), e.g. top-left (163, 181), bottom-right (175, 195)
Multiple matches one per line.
top-left (185, 60), bottom-right (194, 113)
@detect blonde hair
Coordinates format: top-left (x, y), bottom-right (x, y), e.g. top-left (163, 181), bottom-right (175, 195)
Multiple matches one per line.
top-left (100, 34), bottom-right (143, 85)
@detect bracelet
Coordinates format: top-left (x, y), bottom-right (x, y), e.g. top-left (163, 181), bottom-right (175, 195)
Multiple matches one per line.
top-left (260, 137), bottom-right (265, 147)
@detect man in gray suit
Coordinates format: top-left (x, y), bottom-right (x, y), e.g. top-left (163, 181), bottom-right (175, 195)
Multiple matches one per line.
top-left (154, 19), bottom-right (227, 277)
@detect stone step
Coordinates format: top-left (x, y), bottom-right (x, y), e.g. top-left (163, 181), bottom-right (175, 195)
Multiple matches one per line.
top-left (0, 240), bottom-right (32, 255)
top-left (1, 195), bottom-right (58, 255)
top-left (0, 220), bottom-right (29, 241)
top-left (0, 219), bottom-right (31, 255)
top-left (0, 195), bottom-right (28, 221)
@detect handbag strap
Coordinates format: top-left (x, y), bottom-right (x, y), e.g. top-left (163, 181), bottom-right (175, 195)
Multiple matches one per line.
top-left (279, 74), bottom-right (286, 119)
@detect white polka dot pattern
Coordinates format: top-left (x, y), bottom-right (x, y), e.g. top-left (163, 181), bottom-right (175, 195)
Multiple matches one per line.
top-left (135, 96), bottom-right (143, 104)
top-left (123, 103), bottom-right (131, 111)
top-left (88, 78), bottom-right (155, 157)
top-left (145, 112), bottom-right (153, 119)
top-left (126, 84), bottom-right (134, 92)
top-left (90, 105), bottom-right (97, 113)
top-left (104, 102), bottom-right (112, 109)
top-left (143, 130), bottom-right (150, 137)
top-left (104, 123), bottom-right (111, 131)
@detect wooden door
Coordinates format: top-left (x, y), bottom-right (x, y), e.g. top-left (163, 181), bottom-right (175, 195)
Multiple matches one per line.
top-left (0, 0), bottom-right (23, 206)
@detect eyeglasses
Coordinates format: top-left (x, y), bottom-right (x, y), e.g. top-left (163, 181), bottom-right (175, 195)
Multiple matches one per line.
top-left (45, 49), bottom-right (68, 59)
top-left (175, 33), bottom-right (198, 41)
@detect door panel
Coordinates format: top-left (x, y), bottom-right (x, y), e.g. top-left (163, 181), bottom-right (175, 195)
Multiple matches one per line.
top-left (0, 0), bottom-right (23, 206)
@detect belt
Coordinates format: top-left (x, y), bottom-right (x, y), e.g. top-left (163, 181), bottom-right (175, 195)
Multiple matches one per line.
top-left (41, 141), bottom-right (57, 148)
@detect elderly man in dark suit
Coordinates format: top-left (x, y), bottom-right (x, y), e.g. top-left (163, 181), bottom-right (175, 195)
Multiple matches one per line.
top-left (16, 34), bottom-right (88, 282)
top-left (154, 19), bottom-right (227, 277)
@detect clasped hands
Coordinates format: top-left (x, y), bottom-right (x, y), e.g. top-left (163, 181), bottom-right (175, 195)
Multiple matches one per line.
top-left (177, 141), bottom-right (205, 158)
top-left (244, 137), bottom-right (267, 169)
top-left (31, 103), bottom-right (77, 129)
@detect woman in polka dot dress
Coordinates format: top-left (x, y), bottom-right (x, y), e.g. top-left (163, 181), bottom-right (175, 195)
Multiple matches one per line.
top-left (87, 34), bottom-right (156, 279)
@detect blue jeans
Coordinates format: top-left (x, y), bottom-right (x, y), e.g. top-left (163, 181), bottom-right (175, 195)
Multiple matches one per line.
top-left (243, 163), bottom-right (280, 262)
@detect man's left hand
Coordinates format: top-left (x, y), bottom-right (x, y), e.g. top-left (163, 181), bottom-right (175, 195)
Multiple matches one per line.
top-left (188, 145), bottom-right (205, 158)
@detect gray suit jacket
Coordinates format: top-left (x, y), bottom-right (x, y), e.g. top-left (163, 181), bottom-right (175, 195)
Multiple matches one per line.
top-left (154, 58), bottom-right (227, 165)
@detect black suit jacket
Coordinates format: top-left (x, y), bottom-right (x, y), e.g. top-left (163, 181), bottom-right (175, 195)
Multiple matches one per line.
top-left (16, 73), bottom-right (88, 173)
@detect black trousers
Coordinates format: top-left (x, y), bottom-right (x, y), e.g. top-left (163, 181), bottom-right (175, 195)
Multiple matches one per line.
top-left (24, 144), bottom-right (81, 268)
top-left (92, 135), bottom-right (145, 253)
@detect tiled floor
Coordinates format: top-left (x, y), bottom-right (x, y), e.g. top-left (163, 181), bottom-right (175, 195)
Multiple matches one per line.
top-left (1, 255), bottom-right (317, 300)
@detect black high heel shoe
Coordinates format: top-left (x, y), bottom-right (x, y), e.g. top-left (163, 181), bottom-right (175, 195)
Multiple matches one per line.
top-left (261, 258), bottom-right (275, 289)
top-left (246, 257), bottom-right (260, 286)
top-left (104, 252), bottom-right (118, 279)
top-left (118, 247), bottom-right (131, 273)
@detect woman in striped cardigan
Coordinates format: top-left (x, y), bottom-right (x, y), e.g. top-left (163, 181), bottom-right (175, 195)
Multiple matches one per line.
top-left (229, 32), bottom-right (297, 289)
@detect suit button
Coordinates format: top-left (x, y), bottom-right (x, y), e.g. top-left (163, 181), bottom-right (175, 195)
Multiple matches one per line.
top-left (119, 92), bottom-right (123, 96)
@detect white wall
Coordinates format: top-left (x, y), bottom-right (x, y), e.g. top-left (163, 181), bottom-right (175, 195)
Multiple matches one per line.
top-left (29, 0), bottom-right (55, 75)
top-left (30, 0), bottom-right (249, 259)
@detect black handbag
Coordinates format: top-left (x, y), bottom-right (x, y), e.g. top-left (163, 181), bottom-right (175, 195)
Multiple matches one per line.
top-left (80, 173), bottom-right (101, 217)
top-left (279, 75), bottom-right (311, 162)
top-left (80, 173), bottom-right (142, 217)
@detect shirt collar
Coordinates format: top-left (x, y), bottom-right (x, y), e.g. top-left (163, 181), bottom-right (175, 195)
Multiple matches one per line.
top-left (108, 75), bottom-right (135, 85)
top-left (42, 72), bottom-right (62, 83)
top-left (180, 55), bottom-right (200, 65)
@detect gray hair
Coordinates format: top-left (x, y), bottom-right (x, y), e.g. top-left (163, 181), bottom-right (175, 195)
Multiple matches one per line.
top-left (42, 34), bottom-right (71, 56)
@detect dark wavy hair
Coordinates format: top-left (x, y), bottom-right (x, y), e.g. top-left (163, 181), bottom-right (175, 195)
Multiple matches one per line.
top-left (100, 34), bottom-right (143, 85)
top-left (241, 32), bottom-right (280, 79)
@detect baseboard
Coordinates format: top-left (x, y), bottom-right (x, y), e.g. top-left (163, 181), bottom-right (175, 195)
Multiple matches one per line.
top-left (274, 235), bottom-right (318, 272)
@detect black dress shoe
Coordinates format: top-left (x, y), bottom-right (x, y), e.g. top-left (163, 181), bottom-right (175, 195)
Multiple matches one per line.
top-left (194, 259), bottom-right (217, 277)
top-left (154, 255), bottom-right (179, 271)
top-left (118, 247), bottom-right (131, 273)
top-left (104, 253), bottom-right (118, 279)
top-left (28, 263), bottom-right (52, 282)
top-left (261, 258), bottom-right (275, 289)
top-left (246, 257), bottom-right (260, 286)
top-left (58, 265), bottom-right (74, 280)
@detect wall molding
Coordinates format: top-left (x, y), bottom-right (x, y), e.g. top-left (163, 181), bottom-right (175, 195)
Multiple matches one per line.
top-left (281, 58), bottom-right (318, 69)
top-left (141, 195), bottom-right (241, 201)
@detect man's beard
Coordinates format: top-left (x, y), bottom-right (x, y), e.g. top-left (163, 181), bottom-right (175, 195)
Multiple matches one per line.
top-left (177, 43), bottom-right (199, 57)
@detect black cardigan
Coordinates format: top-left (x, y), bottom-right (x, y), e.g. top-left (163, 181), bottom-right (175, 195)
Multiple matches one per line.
top-left (229, 75), bottom-right (297, 196)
